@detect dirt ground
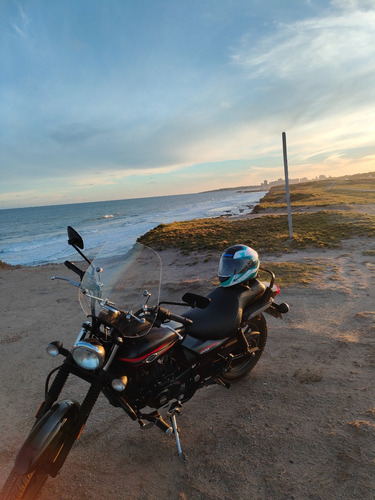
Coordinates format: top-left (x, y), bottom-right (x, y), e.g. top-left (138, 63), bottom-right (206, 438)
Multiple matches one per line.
top-left (0, 230), bottom-right (375, 499)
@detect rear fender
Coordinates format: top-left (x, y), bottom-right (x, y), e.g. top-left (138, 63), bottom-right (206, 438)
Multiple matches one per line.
top-left (242, 300), bottom-right (273, 322)
top-left (14, 399), bottom-right (80, 475)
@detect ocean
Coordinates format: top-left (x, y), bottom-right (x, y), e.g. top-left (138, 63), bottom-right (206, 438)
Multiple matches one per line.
top-left (0, 190), bottom-right (265, 266)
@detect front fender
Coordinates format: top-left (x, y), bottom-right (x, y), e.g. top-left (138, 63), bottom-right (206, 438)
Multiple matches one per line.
top-left (14, 399), bottom-right (80, 475)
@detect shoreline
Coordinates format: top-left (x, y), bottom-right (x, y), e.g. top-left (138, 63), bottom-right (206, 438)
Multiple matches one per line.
top-left (0, 191), bottom-right (267, 268)
top-left (0, 189), bottom-right (266, 268)
top-left (1, 200), bottom-right (373, 270)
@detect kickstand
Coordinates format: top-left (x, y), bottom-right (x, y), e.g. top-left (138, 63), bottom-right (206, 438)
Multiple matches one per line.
top-left (167, 402), bottom-right (186, 463)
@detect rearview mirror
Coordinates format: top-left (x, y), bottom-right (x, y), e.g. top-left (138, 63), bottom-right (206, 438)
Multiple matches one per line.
top-left (67, 226), bottom-right (84, 249)
top-left (182, 292), bottom-right (211, 309)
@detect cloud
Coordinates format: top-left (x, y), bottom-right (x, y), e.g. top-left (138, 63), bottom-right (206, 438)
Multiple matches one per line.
top-left (11, 22), bottom-right (27, 38)
top-left (50, 123), bottom-right (100, 145)
top-left (331, 0), bottom-right (375, 10)
top-left (1, 0), bottom-right (374, 208)
top-left (228, 2), bottom-right (375, 163)
top-left (233, 8), bottom-right (375, 79)
top-left (0, 189), bottom-right (37, 202)
top-left (9, 2), bottom-right (31, 39)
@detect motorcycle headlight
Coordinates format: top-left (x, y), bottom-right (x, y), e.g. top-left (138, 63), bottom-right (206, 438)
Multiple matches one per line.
top-left (72, 339), bottom-right (105, 370)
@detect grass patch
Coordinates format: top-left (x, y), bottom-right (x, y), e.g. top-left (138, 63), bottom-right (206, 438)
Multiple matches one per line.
top-left (260, 261), bottom-right (323, 287)
top-left (0, 259), bottom-right (12, 269)
top-left (138, 210), bottom-right (375, 254)
top-left (256, 172), bottom-right (375, 211)
top-left (179, 261), bottom-right (323, 289)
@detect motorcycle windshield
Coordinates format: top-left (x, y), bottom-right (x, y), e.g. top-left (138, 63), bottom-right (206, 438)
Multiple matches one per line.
top-left (78, 242), bottom-right (162, 337)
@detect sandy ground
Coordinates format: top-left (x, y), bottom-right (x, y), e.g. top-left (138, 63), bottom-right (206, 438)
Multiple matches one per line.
top-left (1, 223), bottom-right (375, 499)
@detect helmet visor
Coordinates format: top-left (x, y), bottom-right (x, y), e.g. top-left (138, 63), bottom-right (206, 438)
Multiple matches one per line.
top-left (218, 255), bottom-right (257, 281)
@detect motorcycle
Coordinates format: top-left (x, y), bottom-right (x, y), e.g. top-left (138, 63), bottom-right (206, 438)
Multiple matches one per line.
top-left (1, 226), bottom-right (289, 500)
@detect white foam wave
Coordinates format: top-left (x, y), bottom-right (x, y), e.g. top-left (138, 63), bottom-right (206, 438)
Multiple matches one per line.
top-left (0, 190), bottom-right (265, 266)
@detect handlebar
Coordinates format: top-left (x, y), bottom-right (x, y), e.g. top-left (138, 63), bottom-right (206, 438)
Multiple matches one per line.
top-left (157, 307), bottom-right (193, 327)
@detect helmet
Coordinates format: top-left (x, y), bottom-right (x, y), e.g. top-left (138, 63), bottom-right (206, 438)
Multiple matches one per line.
top-left (218, 244), bottom-right (259, 287)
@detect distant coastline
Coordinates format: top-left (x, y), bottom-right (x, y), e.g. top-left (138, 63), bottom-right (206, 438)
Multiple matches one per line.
top-left (201, 173), bottom-right (334, 196)
top-left (0, 189), bottom-right (265, 267)
top-left (0, 173), bottom-right (331, 211)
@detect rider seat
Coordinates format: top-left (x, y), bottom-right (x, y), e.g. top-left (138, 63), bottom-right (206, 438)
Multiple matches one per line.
top-left (183, 280), bottom-right (266, 340)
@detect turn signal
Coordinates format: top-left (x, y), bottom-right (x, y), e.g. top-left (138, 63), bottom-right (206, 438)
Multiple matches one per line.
top-left (46, 341), bottom-right (62, 357)
top-left (111, 376), bottom-right (128, 392)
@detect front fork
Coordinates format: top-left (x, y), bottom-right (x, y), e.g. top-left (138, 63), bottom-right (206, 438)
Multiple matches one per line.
top-left (35, 337), bottom-right (122, 445)
top-left (37, 326), bottom-right (122, 421)
top-left (31, 359), bottom-right (106, 476)
top-left (35, 363), bottom-right (71, 421)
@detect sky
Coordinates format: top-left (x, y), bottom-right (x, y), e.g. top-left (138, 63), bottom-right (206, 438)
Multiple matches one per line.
top-left (0, 0), bottom-right (374, 208)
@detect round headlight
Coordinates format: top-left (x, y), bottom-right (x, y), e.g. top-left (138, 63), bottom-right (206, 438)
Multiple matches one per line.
top-left (72, 340), bottom-right (105, 370)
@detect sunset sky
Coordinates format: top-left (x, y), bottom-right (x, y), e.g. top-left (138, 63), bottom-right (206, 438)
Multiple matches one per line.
top-left (1, 0), bottom-right (374, 208)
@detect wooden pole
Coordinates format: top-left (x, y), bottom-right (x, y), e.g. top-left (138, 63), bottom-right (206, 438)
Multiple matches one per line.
top-left (282, 132), bottom-right (293, 239)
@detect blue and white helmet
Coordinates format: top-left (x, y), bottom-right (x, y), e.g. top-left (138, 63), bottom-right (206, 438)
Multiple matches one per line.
top-left (218, 244), bottom-right (259, 287)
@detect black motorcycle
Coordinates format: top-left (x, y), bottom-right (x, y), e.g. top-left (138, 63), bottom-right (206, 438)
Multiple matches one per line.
top-left (1, 226), bottom-right (289, 500)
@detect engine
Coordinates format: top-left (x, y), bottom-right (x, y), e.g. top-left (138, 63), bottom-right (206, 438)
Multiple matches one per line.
top-left (121, 352), bottom-right (196, 410)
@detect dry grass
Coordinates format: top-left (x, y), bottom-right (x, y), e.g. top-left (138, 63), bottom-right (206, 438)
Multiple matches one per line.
top-left (0, 259), bottom-right (12, 269)
top-left (256, 172), bottom-right (375, 211)
top-left (139, 171), bottom-right (375, 256)
top-left (182, 261), bottom-right (323, 289)
top-left (138, 210), bottom-right (375, 254)
top-left (259, 261), bottom-right (323, 287)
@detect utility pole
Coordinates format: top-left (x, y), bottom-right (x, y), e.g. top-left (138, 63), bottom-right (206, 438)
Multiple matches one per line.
top-left (282, 132), bottom-right (293, 239)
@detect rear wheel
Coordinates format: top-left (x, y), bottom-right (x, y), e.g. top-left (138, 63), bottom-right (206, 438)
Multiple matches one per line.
top-left (221, 314), bottom-right (267, 382)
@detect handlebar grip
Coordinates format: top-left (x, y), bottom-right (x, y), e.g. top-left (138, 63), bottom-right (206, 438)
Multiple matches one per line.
top-left (168, 313), bottom-right (193, 326)
top-left (158, 307), bottom-right (193, 326)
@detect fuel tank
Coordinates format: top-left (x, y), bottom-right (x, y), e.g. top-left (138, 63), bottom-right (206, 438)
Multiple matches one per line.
top-left (116, 327), bottom-right (179, 365)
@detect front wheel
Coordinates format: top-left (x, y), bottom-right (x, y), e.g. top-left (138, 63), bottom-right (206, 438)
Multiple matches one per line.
top-left (0, 465), bottom-right (49, 500)
top-left (0, 424), bottom-right (72, 500)
top-left (1, 400), bottom-right (80, 500)
top-left (221, 314), bottom-right (267, 382)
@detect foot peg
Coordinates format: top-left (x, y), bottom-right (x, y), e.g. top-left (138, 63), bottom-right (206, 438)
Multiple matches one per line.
top-left (143, 402), bottom-right (187, 462)
top-left (154, 415), bottom-right (173, 436)
top-left (139, 411), bottom-right (173, 434)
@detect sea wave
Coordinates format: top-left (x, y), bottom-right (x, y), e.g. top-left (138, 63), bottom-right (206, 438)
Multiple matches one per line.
top-left (0, 190), bottom-right (265, 266)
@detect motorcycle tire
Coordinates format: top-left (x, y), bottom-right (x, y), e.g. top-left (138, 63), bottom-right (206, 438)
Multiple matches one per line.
top-left (0, 465), bottom-right (49, 500)
top-left (0, 425), bottom-right (71, 500)
top-left (221, 314), bottom-right (267, 382)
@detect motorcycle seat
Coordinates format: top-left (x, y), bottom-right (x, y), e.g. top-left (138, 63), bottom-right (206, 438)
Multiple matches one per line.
top-left (183, 280), bottom-right (266, 340)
